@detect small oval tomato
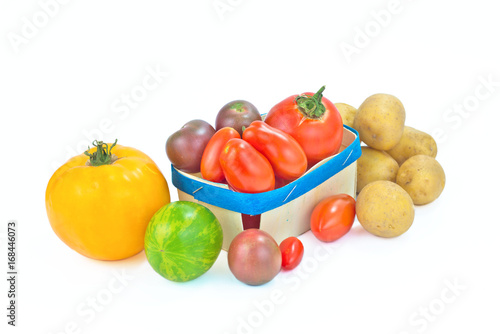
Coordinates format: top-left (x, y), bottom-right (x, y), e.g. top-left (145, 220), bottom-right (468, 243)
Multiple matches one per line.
top-left (242, 121), bottom-right (307, 181)
top-left (219, 138), bottom-right (275, 193)
top-left (264, 86), bottom-right (343, 167)
top-left (310, 194), bottom-right (356, 242)
top-left (201, 127), bottom-right (240, 182)
top-left (279, 237), bottom-right (304, 270)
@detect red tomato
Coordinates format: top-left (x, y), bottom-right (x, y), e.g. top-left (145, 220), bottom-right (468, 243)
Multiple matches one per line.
top-left (279, 237), bottom-right (304, 270)
top-left (310, 194), bottom-right (356, 242)
top-left (219, 138), bottom-right (275, 193)
top-left (264, 86), bottom-right (343, 167)
top-left (242, 121), bottom-right (307, 181)
top-left (201, 127), bottom-right (240, 182)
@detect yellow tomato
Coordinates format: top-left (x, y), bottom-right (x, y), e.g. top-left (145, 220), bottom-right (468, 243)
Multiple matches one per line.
top-left (46, 141), bottom-right (170, 261)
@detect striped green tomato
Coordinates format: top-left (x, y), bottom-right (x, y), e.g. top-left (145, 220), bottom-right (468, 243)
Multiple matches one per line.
top-left (144, 201), bottom-right (223, 282)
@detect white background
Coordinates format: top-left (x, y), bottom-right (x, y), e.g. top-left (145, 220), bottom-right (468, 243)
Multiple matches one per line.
top-left (1, 0), bottom-right (499, 333)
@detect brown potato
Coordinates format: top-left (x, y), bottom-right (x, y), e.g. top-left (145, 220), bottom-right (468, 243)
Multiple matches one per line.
top-left (396, 155), bottom-right (445, 205)
top-left (357, 146), bottom-right (399, 193)
top-left (334, 103), bottom-right (357, 128)
top-left (386, 126), bottom-right (438, 165)
top-left (353, 93), bottom-right (405, 150)
top-left (356, 180), bottom-right (415, 238)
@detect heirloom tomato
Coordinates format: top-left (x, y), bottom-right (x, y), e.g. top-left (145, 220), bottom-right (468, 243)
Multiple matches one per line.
top-left (264, 86), bottom-right (343, 167)
top-left (145, 201), bottom-right (223, 282)
top-left (46, 140), bottom-right (171, 261)
top-left (228, 229), bottom-right (281, 286)
top-left (215, 100), bottom-right (261, 136)
top-left (166, 119), bottom-right (215, 173)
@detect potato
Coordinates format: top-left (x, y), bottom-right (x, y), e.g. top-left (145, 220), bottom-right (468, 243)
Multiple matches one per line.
top-left (356, 180), bottom-right (414, 238)
top-left (334, 103), bottom-right (357, 128)
top-left (396, 155), bottom-right (445, 205)
top-left (353, 93), bottom-right (405, 151)
top-left (386, 126), bottom-right (438, 165)
top-left (357, 146), bottom-right (399, 193)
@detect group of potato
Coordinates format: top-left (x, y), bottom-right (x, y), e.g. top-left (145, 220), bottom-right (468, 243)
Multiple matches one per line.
top-left (335, 94), bottom-right (445, 238)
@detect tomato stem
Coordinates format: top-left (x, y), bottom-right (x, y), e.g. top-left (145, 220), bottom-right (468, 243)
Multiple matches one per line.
top-left (295, 85), bottom-right (327, 119)
top-left (84, 139), bottom-right (118, 166)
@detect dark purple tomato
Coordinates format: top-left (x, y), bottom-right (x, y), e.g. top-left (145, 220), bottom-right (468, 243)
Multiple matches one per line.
top-left (215, 100), bottom-right (261, 136)
top-left (166, 119), bottom-right (215, 173)
top-left (227, 229), bottom-right (281, 286)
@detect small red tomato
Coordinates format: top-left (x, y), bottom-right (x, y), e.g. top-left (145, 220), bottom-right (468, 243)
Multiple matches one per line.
top-left (310, 194), bottom-right (356, 242)
top-left (219, 138), bottom-right (275, 193)
top-left (201, 127), bottom-right (240, 182)
top-left (279, 237), bottom-right (304, 270)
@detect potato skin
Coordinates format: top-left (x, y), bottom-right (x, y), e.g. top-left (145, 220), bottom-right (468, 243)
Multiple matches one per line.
top-left (356, 180), bottom-right (414, 238)
top-left (334, 103), bottom-right (357, 128)
top-left (386, 126), bottom-right (437, 165)
top-left (357, 146), bottom-right (399, 193)
top-left (396, 155), bottom-right (445, 205)
top-left (353, 94), bottom-right (405, 151)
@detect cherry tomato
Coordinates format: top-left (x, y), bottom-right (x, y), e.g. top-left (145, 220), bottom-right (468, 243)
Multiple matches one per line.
top-left (310, 194), bottom-right (356, 242)
top-left (219, 138), bottom-right (275, 193)
top-left (242, 121), bottom-right (307, 181)
top-left (201, 127), bottom-right (240, 182)
top-left (279, 237), bottom-right (304, 270)
top-left (264, 86), bottom-right (343, 167)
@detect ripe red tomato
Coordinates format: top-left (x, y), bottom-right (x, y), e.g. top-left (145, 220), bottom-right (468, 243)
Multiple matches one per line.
top-left (242, 121), bottom-right (307, 181)
top-left (310, 194), bottom-right (356, 242)
top-left (264, 86), bottom-right (343, 167)
top-left (201, 127), bottom-right (240, 182)
top-left (219, 138), bottom-right (275, 193)
top-left (279, 237), bottom-right (304, 270)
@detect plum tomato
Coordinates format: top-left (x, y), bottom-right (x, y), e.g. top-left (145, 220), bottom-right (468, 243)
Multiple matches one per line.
top-left (242, 121), bottom-right (307, 181)
top-left (310, 194), bottom-right (356, 242)
top-left (200, 127), bottom-right (240, 182)
top-left (279, 237), bottom-right (304, 270)
top-left (219, 138), bottom-right (275, 193)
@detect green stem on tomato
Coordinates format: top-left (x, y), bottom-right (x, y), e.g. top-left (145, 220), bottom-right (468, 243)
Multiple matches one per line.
top-left (84, 139), bottom-right (118, 166)
top-left (295, 85), bottom-right (327, 119)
